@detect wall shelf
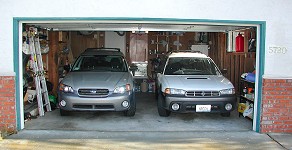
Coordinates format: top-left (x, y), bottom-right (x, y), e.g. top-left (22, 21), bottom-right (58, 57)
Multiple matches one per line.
top-left (238, 79), bottom-right (255, 120)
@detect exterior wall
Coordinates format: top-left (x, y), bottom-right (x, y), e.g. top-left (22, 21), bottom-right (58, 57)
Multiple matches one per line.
top-left (0, 76), bottom-right (16, 136)
top-left (261, 78), bottom-right (292, 133)
top-left (0, 0), bottom-right (291, 76)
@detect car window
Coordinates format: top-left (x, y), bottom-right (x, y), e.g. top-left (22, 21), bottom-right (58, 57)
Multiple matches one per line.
top-left (164, 57), bottom-right (221, 75)
top-left (71, 55), bottom-right (127, 72)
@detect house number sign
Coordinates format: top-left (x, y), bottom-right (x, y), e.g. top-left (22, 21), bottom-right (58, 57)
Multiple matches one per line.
top-left (268, 46), bottom-right (287, 54)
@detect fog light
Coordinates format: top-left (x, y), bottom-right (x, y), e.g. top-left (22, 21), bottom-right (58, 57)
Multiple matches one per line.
top-left (225, 103), bottom-right (232, 111)
top-left (171, 103), bottom-right (180, 111)
top-left (122, 101), bottom-right (129, 108)
top-left (60, 100), bottom-right (66, 107)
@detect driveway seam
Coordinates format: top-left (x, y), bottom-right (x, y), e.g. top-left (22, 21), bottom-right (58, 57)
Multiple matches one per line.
top-left (267, 133), bottom-right (288, 150)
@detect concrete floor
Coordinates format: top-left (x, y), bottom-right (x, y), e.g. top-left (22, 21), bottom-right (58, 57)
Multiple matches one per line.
top-left (24, 92), bottom-right (252, 132)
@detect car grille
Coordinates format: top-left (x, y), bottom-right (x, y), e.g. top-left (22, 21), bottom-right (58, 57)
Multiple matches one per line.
top-left (185, 91), bottom-right (220, 97)
top-left (73, 104), bottom-right (114, 110)
top-left (78, 89), bottom-right (109, 97)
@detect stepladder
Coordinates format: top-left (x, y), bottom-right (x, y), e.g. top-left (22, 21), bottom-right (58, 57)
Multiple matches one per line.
top-left (28, 27), bottom-right (51, 116)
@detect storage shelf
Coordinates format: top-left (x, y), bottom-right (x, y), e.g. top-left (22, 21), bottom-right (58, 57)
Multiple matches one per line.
top-left (238, 78), bottom-right (255, 121)
top-left (241, 78), bottom-right (255, 84)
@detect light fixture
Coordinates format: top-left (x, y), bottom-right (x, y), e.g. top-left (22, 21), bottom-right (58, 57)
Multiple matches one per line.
top-left (225, 103), bottom-right (233, 111)
top-left (171, 103), bottom-right (180, 111)
top-left (122, 101), bottom-right (129, 108)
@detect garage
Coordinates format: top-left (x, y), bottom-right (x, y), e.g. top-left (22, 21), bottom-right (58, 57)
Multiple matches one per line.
top-left (17, 18), bottom-right (261, 132)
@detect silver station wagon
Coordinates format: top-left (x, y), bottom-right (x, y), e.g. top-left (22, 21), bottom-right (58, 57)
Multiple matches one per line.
top-left (156, 50), bottom-right (236, 117)
top-left (58, 48), bottom-right (136, 116)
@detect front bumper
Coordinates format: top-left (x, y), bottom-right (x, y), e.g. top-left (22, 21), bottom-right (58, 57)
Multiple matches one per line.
top-left (58, 92), bottom-right (134, 112)
top-left (164, 95), bottom-right (236, 113)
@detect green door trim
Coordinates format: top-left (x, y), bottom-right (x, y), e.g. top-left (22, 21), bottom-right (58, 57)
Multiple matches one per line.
top-left (13, 17), bottom-right (265, 132)
top-left (13, 18), bottom-right (21, 130)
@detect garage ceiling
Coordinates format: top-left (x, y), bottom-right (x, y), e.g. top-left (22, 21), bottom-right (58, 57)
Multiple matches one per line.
top-left (27, 22), bottom-right (253, 32)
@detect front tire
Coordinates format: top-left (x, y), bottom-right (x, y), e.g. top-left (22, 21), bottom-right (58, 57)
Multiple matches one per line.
top-left (124, 94), bottom-right (136, 117)
top-left (124, 103), bottom-right (136, 117)
top-left (157, 92), bottom-right (170, 117)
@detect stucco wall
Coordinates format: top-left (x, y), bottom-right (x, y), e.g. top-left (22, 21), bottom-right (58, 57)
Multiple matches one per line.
top-left (0, 0), bottom-right (292, 77)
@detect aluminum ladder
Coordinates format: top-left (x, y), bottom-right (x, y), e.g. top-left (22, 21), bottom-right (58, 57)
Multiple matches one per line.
top-left (28, 27), bottom-right (51, 116)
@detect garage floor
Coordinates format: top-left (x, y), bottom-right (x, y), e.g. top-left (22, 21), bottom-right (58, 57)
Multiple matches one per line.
top-left (24, 92), bottom-right (252, 131)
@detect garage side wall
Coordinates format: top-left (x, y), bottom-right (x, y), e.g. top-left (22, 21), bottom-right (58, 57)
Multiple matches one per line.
top-left (261, 78), bottom-right (292, 133)
top-left (0, 76), bottom-right (16, 136)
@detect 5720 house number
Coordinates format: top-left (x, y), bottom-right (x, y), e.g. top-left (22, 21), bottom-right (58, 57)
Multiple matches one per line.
top-left (269, 46), bottom-right (287, 54)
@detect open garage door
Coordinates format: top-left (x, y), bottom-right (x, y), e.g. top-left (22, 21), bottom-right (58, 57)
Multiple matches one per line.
top-left (16, 18), bottom-right (263, 132)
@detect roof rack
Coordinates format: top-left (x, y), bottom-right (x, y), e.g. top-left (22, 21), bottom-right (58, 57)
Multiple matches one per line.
top-left (169, 50), bottom-right (202, 54)
top-left (85, 48), bottom-right (120, 52)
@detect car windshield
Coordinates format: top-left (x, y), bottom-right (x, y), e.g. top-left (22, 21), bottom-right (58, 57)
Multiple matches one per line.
top-left (71, 55), bottom-right (127, 72)
top-left (164, 57), bottom-right (221, 75)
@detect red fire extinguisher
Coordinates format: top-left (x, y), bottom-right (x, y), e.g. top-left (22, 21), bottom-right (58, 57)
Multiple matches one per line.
top-left (236, 33), bottom-right (244, 52)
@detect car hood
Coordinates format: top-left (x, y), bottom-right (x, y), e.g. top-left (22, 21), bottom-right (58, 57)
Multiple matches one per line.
top-left (61, 72), bottom-right (130, 91)
top-left (163, 75), bottom-right (234, 91)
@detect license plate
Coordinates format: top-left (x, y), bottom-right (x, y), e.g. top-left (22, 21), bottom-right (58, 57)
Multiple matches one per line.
top-left (196, 105), bottom-right (211, 112)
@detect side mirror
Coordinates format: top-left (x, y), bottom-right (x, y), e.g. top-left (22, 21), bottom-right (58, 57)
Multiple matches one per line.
top-left (221, 68), bottom-right (227, 74)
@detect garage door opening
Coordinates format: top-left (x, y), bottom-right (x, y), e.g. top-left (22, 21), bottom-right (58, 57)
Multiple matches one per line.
top-left (14, 18), bottom-right (265, 132)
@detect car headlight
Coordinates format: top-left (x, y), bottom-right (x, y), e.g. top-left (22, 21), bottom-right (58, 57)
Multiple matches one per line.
top-left (114, 84), bottom-right (131, 94)
top-left (220, 88), bottom-right (235, 95)
top-left (165, 88), bottom-right (186, 95)
top-left (59, 83), bottom-right (74, 93)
